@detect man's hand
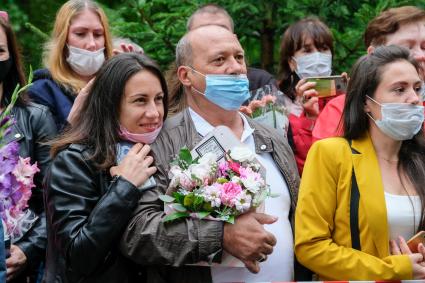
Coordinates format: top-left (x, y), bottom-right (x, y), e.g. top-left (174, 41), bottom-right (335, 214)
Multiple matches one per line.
top-left (223, 212), bottom-right (277, 273)
top-left (6, 245), bottom-right (27, 281)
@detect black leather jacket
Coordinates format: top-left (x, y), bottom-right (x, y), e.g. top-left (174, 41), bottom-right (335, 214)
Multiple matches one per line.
top-left (43, 144), bottom-right (144, 283)
top-left (4, 103), bottom-right (57, 281)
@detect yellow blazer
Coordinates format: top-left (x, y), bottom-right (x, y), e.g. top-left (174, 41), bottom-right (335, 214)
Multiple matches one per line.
top-left (295, 133), bottom-right (412, 280)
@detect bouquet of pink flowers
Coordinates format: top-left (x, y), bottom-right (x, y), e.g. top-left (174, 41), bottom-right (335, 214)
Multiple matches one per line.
top-left (0, 69), bottom-right (39, 240)
top-left (160, 146), bottom-right (270, 224)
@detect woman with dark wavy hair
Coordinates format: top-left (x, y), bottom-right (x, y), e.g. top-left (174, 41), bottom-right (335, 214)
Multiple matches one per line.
top-left (295, 45), bottom-right (425, 280)
top-left (45, 52), bottom-right (167, 282)
top-left (278, 17), bottom-right (339, 174)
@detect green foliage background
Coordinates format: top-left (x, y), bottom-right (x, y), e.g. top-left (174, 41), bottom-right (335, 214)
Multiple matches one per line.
top-left (3, 0), bottom-right (425, 77)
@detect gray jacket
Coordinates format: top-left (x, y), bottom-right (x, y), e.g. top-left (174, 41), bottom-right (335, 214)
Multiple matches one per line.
top-left (120, 109), bottom-right (300, 283)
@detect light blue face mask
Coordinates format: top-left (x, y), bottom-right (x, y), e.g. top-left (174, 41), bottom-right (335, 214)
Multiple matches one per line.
top-left (366, 95), bottom-right (424, 141)
top-left (188, 67), bottom-right (250, 111)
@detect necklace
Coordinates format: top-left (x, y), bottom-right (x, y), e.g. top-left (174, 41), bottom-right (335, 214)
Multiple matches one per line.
top-left (377, 156), bottom-right (399, 163)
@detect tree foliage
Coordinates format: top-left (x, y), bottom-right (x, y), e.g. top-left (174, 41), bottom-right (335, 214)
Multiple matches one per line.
top-left (5, 0), bottom-right (425, 78)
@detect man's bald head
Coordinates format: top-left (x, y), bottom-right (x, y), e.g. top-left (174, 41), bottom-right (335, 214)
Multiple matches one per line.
top-left (176, 25), bottom-right (239, 67)
top-left (186, 4), bottom-right (234, 32)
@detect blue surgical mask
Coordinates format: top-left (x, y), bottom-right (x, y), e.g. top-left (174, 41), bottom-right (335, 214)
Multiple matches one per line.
top-left (188, 67), bottom-right (250, 111)
top-left (366, 95), bottom-right (424, 141)
top-left (293, 52), bottom-right (332, 79)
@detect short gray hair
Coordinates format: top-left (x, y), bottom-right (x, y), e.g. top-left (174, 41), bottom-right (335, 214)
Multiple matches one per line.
top-left (186, 4), bottom-right (234, 32)
top-left (175, 33), bottom-right (192, 67)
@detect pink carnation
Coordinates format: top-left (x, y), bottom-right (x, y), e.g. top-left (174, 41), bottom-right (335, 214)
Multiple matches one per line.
top-left (261, 95), bottom-right (277, 104)
top-left (248, 100), bottom-right (266, 111)
top-left (239, 106), bottom-right (253, 116)
top-left (218, 161), bottom-right (229, 177)
top-left (220, 182), bottom-right (242, 207)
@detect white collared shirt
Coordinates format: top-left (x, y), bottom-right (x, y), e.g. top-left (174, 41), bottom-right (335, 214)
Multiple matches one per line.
top-left (189, 108), bottom-right (294, 282)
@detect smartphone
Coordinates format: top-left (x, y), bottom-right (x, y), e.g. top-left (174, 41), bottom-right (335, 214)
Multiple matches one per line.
top-left (407, 231), bottom-right (425, 252)
top-left (116, 141), bottom-right (156, 191)
top-left (306, 75), bottom-right (347, 98)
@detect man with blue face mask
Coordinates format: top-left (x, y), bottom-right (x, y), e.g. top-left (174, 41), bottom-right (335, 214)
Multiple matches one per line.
top-left (120, 25), bottom-right (302, 283)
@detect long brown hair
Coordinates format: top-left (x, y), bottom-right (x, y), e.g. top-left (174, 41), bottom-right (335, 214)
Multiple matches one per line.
top-left (344, 45), bottom-right (425, 231)
top-left (0, 17), bottom-right (28, 107)
top-left (51, 53), bottom-right (168, 170)
top-left (278, 17), bottom-right (333, 101)
top-left (43, 0), bottom-right (113, 93)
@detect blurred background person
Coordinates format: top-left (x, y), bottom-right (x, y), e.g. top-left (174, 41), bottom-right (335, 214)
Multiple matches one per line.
top-left (295, 45), bottom-right (425, 280)
top-left (27, 0), bottom-right (113, 130)
top-left (0, 13), bottom-right (57, 283)
top-left (168, 3), bottom-right (277, 115)
top-left (278, 17), bottom-right (341, 174)
top-left (44, 53), bottom-right (167, 282)
top-left (313, 6), bottom-right (425, 141)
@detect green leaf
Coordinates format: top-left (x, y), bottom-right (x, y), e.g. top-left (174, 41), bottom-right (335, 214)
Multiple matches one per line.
top-left (183, 193), bottom-right (194, 207)
top-left (171, 203), bottom-right (187, 212)
top-left (179, 148), bottom-right (193, 164)
top-left (226, 215), bottom-right (235, 224)
top-left (162, 212), bottom-right (190, 222)
top-left (196, 211), bottom-right (211, 219)
top-left (159, 194), bottom-right (175, 203)
top-left (192, 195), bottom-right (204, 211)
top-left (172, 192), bottom-right (185, 204)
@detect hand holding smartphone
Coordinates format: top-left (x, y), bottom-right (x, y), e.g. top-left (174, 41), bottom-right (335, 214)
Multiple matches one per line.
top-left (407, 231), bottom-right (425, 253)
top-left (306, 75), bottom-right (347, 98)
top-left (116, 142), bottom-right (156, 191)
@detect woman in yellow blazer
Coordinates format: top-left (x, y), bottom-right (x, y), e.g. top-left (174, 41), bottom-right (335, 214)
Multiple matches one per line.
top-left (295, 45), bottom-right (425, 280)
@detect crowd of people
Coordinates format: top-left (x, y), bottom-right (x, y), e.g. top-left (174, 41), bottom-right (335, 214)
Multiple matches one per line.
top-left (0, 1), bottom-right (424, 282)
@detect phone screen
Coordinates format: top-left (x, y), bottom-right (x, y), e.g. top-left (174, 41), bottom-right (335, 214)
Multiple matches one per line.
top-left (116, 142), bottom-right (157, 191)
top-left (306, 76), bottom-right (347, 98)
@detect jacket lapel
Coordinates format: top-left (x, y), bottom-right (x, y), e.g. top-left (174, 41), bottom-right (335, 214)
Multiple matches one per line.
top-left (351, 133), bottom-right (388, 257)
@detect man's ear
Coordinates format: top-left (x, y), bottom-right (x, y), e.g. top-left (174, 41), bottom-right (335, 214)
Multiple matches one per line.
top-left (367, 45), bottom-right (375, 55)
top-left (177, 66), bottom-right (192, 87)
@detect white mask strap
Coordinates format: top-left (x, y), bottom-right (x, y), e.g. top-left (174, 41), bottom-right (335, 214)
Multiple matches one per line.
top-left (186, 66), bottom-right (206, 77)
top-left (366, 95), bottom-right (382, 106)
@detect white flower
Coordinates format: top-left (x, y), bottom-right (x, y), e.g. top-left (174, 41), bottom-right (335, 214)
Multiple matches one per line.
top-left (202, 185), bottom-right (222, 207)
top-left (230, 147), bottom-right (255, 162)
top-left (234, 191), bottom-right (252, 213)
top-left (169, 165), bottom-right (183, 179)
top-left (241, 177), bottom-right (261, 194)
top-left (189, 163), bottom-right (212, 182)
top-left (198, 152), bottom-right (217, 166)
top-left (231, 176), bottom-right (241, 184)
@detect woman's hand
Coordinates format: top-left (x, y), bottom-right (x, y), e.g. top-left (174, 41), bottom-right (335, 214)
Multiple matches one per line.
top-left (391, 236), bottom-right (425, 278)
top-left (294, 79), bottom-right (319, 119)
top-left (110, 143), bottom-right (157, 188)
top-left (113, 43), bottom-right (144, 56)
top-left (67, 78), bottom-right (95, 125)
top-left (6, 245), bottom-right (27, 281)
top-left (409, 246), bottom-right (425, 279)
top-left (390, 236), bottom-right (413, 255)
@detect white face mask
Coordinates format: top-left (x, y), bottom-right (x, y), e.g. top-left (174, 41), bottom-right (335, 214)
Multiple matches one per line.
top-left (66, 45), bottom-right (105, 77)
top-left (293, 52), bottom-right (332, 79)
top-left (366, 95), bottom-right (424, 141)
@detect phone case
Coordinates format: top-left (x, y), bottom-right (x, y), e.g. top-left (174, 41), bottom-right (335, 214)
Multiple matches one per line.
top-left (116, 142), bottom-right (157, 191)
top-left (407, 231), bottom-right (425, 252)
